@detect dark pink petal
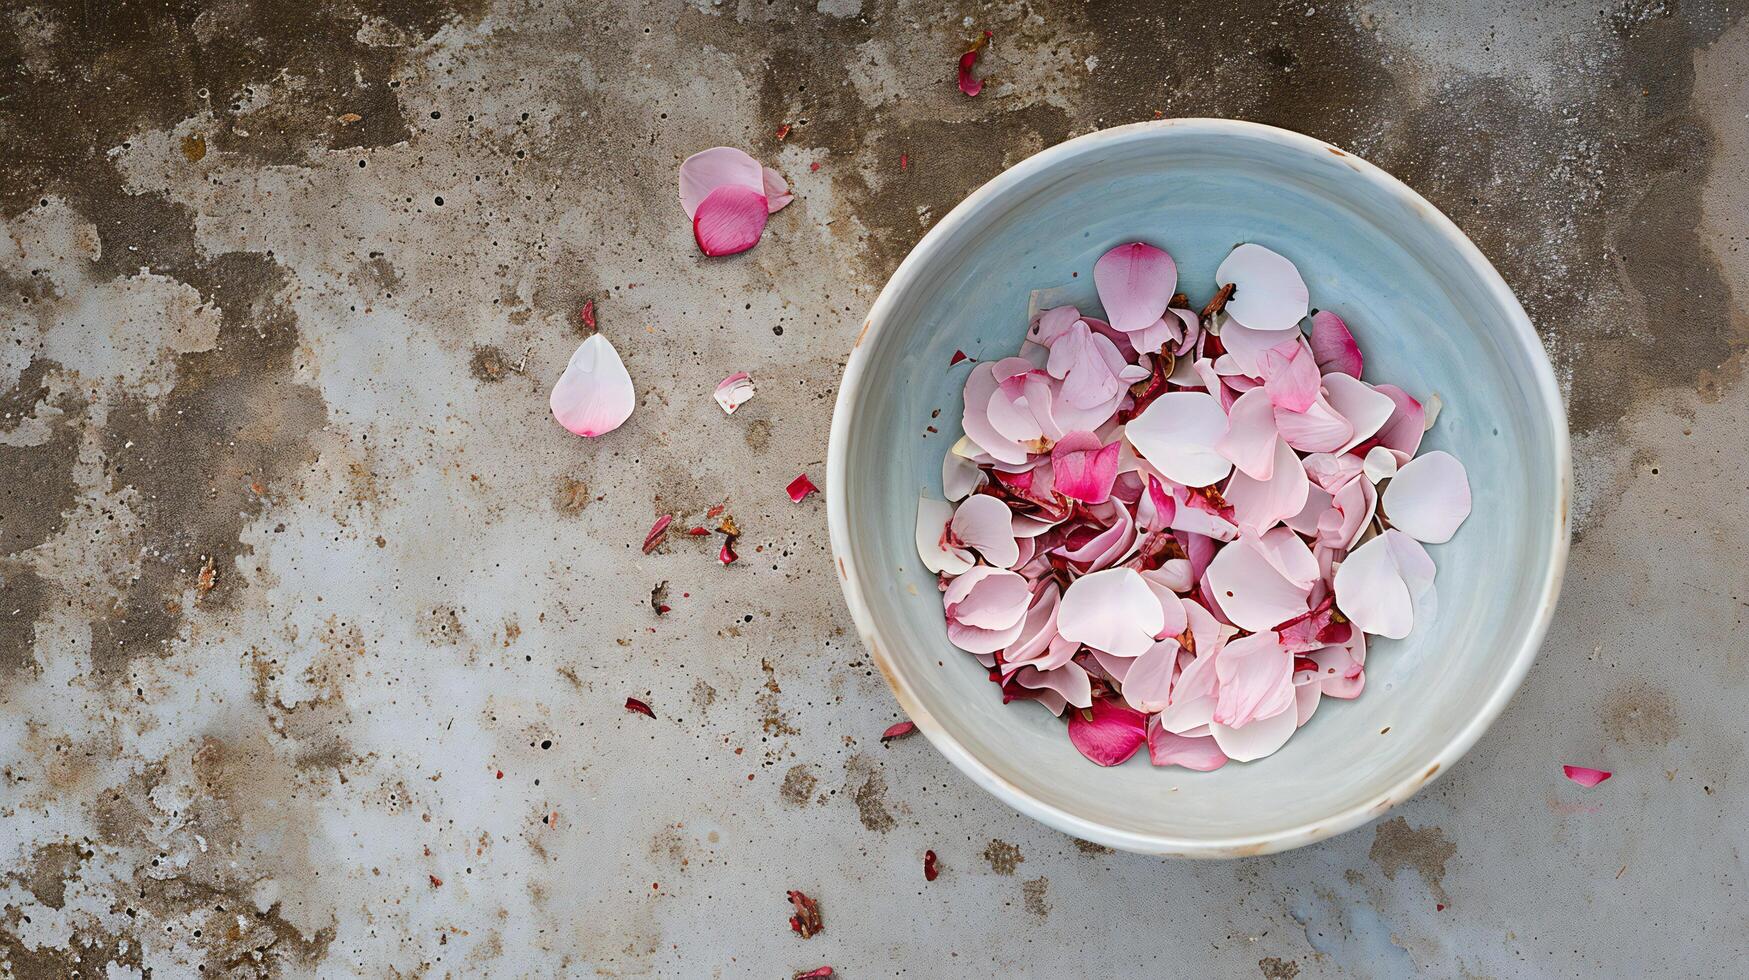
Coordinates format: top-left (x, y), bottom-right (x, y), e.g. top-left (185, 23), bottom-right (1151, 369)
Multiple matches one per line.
top-left (1093, 242), bottom-right (1178, 332)
top-left (677, 146), bottom-right (764, 217)
top-left (625, 697), bottom-right (656, 718)
top-left (1050, 431), bottom-right (1120, 504)
top-left (551, 335), bottom-right (637, 437)
top-left (1067, 699), bottom-right (1148, 767)
top-left (881, 721), bottom-right (917, 740)
top-left (693, 184), bottom-right (770, 257)
top-left (786, 472), bottom-right (819, 503)
top-left (794, 968), bottom-right (835, 979)
top-left (1309, 309), bottom-right (1363, 378)
top-left (1145, 717), bottom-right (1229, 771)
top-left (719, 539), bottom-right (738, 564)
top-left (1145, 475), bottom-right (1177, 529)
top-left (957, 32), bottom-right (991, 96)
top-left (1562, 765), bottom-right (1612, 788)
top-left (642, 514), bottom-right (674, 553)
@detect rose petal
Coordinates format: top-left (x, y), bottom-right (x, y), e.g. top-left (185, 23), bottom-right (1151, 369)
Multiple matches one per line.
top-left (1333, 532), bottom-right (1413, 639)
top-left (957, 33), bottom-right (990, 97)
top-left (1057, 567), bottom-right (1164, 658)
top-left (1302, 451), bottom-right (1366, 494)
top-left (1001, 582), bottom-right (1062, 669)
top-left (1363, 445), bottom-right (1401, 483)
top-left (950, 493), bottom-right (1021, 568)
top-left (1066, 699), bottom-right (1148, 767)
top-left (1216, 243), bottom-right (1310, 331)
top-left (786, 473), bottom-right (819, 502)
top-left (1046, 320), bottom-right (1127, 410)
top-left (1285, 482), bottom-right (1334, 536)
top-left (1293, 671), bottom-right (1322, 727)
top-left (881, 721), bottom-right (917, 740)
top-left (1014, 662), bottom-right (1094, 710)
top-left (714, 371), bottom-right (755, 413)
top-left (693, 184), bottom-right (770, 257)
top-left (1050, 431), bottom-right (1121, 504)
top-left (1093, 242), bottom-right (1178, 333)
top-left (677, 146), bottom-right (764, 218)
top-left (1371, 384), bottom-right (1426, 456)
top-left (944, 566), bottom-right (1030, 629)
top-left (1158, 647), bottom-right (1219, 734)
top-left (1317, 475), bottom-right (1377, 551)
top-left (960, 362), bottom-right (1031, 464)
top-left (1214, 387), bottom-right (1279, 480)
top-left (1385, 529), bottom-right (1439, 628)
top-left (1382, 450), bottom-right (1472, 544)
top-left (625, 697), bottom-right (656, 718)
top-left (1323, 374), bottom-right (1397, 454)
top-left (1308, 309), bottom-right (1363, 378)
top-left (1205, 531), bottom-right (1310, 631)
top-left (1277, 595), bottom-right (1353, 654)
top-left (1253, 526), bottom-right (1320, 590)
top-left (1260, 339), bottom-right (1320, 412)
top-left (1126, 391), bottom-right (1234, 488)
top-left (1562, 765), bottom-right (1612, 788)
top-left (551, 334), bottom-right (636, 437)
top-left (1120, 639), bottom-right (1180, 713)
top-left (1210, 701), bottom-right (1298, 761)
top-left (1223, 437), bottom-right (1310, 534)
top-left (916, 497), bottom-right (974, 575)
top-left (1145, 718), bottom-right (1229, 771)
top-left (1310, 639), bottom-right (1366, 698)
top-left (761, 166), bottom-right (793, 213)
top-left (1273, 394), bottom-right (1354, 454)
top-left (1213, 631), bottom-right (1295, 729)
top-left (1216, 321), bottom-right (1302, 378)
top-left (642, 513), bottom-right (674, 554)
top-left (943, 452), bottom-right (984, 501)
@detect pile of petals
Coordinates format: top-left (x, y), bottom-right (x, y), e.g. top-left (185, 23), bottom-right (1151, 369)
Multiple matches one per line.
top-left (678, 147), bottom-right (792, 256)
top-left (916, 241), bottom-right (1471, 769)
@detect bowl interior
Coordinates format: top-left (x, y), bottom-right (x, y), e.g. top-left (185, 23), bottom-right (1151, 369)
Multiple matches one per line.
top-left (830, 121), bottom-right (1566, 854)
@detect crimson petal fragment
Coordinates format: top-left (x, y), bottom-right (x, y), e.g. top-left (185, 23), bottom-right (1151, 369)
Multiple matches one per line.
top-left (881, 721), bottom-right (917, 740)
top-left (787, 473), bottom-right (820, 503)
top-left (1067, 699), bottom-right (1148, 767)
top-left (1562, 765), bottom-right (1612, 788)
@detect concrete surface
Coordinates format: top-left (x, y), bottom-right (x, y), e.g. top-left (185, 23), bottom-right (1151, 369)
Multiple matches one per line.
top-left (2, 0), bottom-right (1746, 976)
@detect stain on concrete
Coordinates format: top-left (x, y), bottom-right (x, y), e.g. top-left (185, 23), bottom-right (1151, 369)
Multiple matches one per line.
top-left (0, 358), bottom-right (83, 557)
top-left (779, 764), bottom-right (818, 808)
top-left (1601, 683), bottom-right (1682, 747)
top-left (1021, 876), bottom-right (1051, 917)
top-left (1259, 956), bottom-right (1300, 979)
top-left (983, 838), bottom-right (1024, 876)
top-left (1072, 837), bottom-right (1114, 855)
top-left (845, 753), bottom-right (896, 832)
top-left (1369, 817), bottom-right (1457, 905)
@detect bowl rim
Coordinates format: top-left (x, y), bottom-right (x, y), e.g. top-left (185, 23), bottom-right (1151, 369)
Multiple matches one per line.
top-left (825, 117), bottom-right (1571, 857)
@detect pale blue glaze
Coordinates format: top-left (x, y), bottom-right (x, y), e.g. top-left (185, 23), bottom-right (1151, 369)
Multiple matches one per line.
top-left (827, 120), bottom-right (1569, 856)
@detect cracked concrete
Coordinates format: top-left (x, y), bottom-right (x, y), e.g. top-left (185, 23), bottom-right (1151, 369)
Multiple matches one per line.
top-left (1, 0), bottom-right (1746, 976)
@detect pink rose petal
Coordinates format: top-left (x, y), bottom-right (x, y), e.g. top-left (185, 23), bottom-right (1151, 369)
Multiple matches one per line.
top-left (1216, 243), bottom-right (1310, 331)
top-left (786, 472), bottom-right (819, 503)
top-left (1323, 374), bottom-right (1397, 454)
top-left (1371, 384), bottom-right (1426, 456)
top-left (714, 371), bottom-right (755, 413)
top-left (1210, 701), bottom-right (1298, 761)
top-left (1333, 532), bottom-right (1413, 639)
top-left (916, 497), bottom-right (974, 575)
top-left (1273, 394), bottom-right (1354, 454)
top-left (1215, 321), bottom-right (1301, 378)
top-left (1057, 567), bottom-right (1164, 658)
top-left (1125, 391), bottom-right (1233, 488)
top-left (1215, 387), bottom-right (1279, 480)
top-left (1213, 631), bottom-right (1295, 729)
top-left (693, 184), bottom-right (770, 257)
top-left (1050, 431), bottom-right (1121, 504)
top-left (1093, 242), bottom-right (1178, 332)
top-left (957, 31), bottom-right (991, 97)
top-left (880, 721), bottom-right (917, 740)
top-left (950, 493), bottom-right (1021, 568)
top-left (1260, 339), bottom-right (1321, 412)
top-left (960, 362), bottom-right (1032, 464)
top-left (1046, 320), bottom-right (1127, 410)
top-left (1158, 645), bottom-right (1220, 734)
top-left (1014, 662), bottom-right (1093, 710)
top-left (761, 166), bottom-right (793, 213)
top-left (1120, 639), bottom-right (1181, 713)
top-left (551, 334), bottom-right (636, 438)
top-left (1562, 765), bottom-right (1612, 788)
top-left (1309, 309), bottom-right (1363, 378)
top-left (1067, 699), bottom-right (1148, 767)
top-left (1223, 437), bottom-right (1310, 534)
top-left (1382, 450), bottom-right (1472, 543)
top-left (1145, 716), bottom-right (1229, 770)
top-left (1205, 530), bottom-right (1310, 631)
top-left (677, 146), bottom-right (764, 217)
top-left (1001, 582), bottom-right (1062, 670)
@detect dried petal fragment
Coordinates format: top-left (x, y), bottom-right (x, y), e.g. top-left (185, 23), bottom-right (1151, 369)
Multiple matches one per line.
top-left (794, 969), bottom-right (835, 979)
top-left (881, 721), bottom-right (917, 741)
top-left (625, 697), bottom-right (656, 718)
top-left (787, 890), bottom-right (823, 938)
top-left (1563, 765), bottom-right (1612, 788)
top-left (715, 372), bottom-right (755, 413)
top-left (958, 30), bottom-right (992, 97)
top-left (923, 849), bottom-right (939, 881)
top-left (787, 473), bottom-right (820, 502)
top-left (642, 514), bottom-right (674, 554)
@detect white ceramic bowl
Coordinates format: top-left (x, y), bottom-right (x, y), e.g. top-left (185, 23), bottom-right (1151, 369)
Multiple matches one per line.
top-left (826, 119), bottom-right (1569, 856)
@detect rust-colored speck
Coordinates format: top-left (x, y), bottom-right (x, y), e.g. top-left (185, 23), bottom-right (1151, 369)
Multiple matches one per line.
top-left (1327, 146), bottom-right (1347, 156)
top-left (1423, 763), bottom-right (1440, 780)
top-left (836, 556), bottom-right (846, 578)
top-left (855, 319), bottom-right (872, 348)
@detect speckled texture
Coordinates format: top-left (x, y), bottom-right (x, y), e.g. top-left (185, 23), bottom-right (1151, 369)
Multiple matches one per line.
top-left (1, 1), bottom-right (1744, 976)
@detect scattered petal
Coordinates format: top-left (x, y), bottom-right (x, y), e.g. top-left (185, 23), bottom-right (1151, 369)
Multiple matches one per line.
top-left (1260, 339), bottom-right (1321, 412)
top-left (1382, 450), bottom-right (1472, 543)
top-left (1323, 374), bottom-right (1397, 453)
top-left (794, 969), bottom-right (835, 979)
top-left (951, 494), bottom-right (1021, 568)
top-left (677, 146), bottom-right (763, 217)
top-left (551, 335), bottom-right (636, 438)
top-left (1120, 639), bottom-right (1180, 713)
top-left (1273, 394), bottom-right (1354, 454)
top-left (1126, 391), bottom-right (1234, 488)
top-left (761, 166), bottom-right (793, 212)
top-left (1050, 431), bottom-right (1121, 504)
top-left (1146, 717), bottom-right (1229, 771)
top-left (1563, 765), bottom-right (1613, 788)
top-left (1057, 567), bottom-right (1165, 657)
top-left (786, 473), bottom-right (820, 503)
top-left (923, 850), bottom-right (939, 881)
top-left (693, 184), bottom-right (770, 257)
top-left (1308, 309), bottom-right (1363, 377)
top-left (1067, 699), bottom-right (1148, 767)
top-left (1093, 242), bottom-right (1178, 332)
top-left (917, 497), bottom-right (974, 575)
top-left (714, 372), bottom-right (755, 413)
top-left (1371, 384), bottom-right (1426, 456)
top-left (642, 514), bottom-right (674, 554)
top-left (881, 721), bottom-right (917, 740)
top-left (625, 697), bottom-right (656, 718)
top-left (787, 889), bottom-right (824, 938)
top-left (957, 31), bottom-right (992, 97)
top-left (1216, 243), bottom-right (1310, 331)
top-left (1223, 437), bottom-right (1310, 534)
top-left (1215, 387), bottom-right (1279, 480)
top-left (942, 452), bottom-right (984, 501)
top-left (1363, 445), bottom-right (1401, 483)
